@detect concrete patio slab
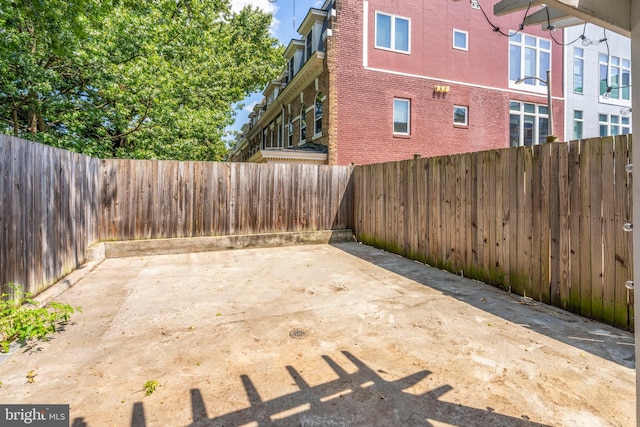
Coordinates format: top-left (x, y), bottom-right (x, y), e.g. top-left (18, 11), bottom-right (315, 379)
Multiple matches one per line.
top-left (0, 242), bottom-right (634, 426)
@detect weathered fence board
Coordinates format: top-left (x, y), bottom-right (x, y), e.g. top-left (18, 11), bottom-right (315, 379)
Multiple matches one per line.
top-left (1, 133), bottom-right (635, 330)
top-left (352, 135), bottom-right (634, 330)
top-left (1, 135), bottom-right (353, 296)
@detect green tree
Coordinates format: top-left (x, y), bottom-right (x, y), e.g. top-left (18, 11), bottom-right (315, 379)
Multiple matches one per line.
top-left (0, 0), bottom-right (283, 160)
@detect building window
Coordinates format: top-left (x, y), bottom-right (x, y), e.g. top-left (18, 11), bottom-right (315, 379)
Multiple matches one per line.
top-left (276, 117), bottom-right (283, 147)
top-left (573, 110), bottom-right (583, 140)
top-left (599, 114), bottom-right (625, 136)
top-left (573, 47), bottom-right (584, 93)
top-left (289, 57), bottom-right (294, 81)
top-left (509, 101), bottom-right (549, 147)
top-left (314, 92), bottom-right (323, 136)
top-left (453, 106), bottom-right (468, 126)
top-left (375, 12), bottom-right (410, 53)
top-left (288, 115), bottom-right (293, 147)
top-left (600, 54), bottom-right (631, 100)
top-left (306, 29), bottom-right (313, 60)
top-left (300, 105), bottom-right (307, 143)
top-left (509, 33), bottom-right (551, 87)
top-left (262, 129), bottom-right (267, 149)
top-left (453, 29), bottom-right (468, 51)
top-left (393, 98), bottom-right (410, 135)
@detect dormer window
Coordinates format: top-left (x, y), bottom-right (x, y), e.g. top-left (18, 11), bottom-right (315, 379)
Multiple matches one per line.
top-left (306, 29), bottom-right (313, 60)
top-left (289, 57), bottom-right (294, 81)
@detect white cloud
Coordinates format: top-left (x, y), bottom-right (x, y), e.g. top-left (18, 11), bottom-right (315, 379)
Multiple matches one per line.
top-left (243, 100), bottom-right (259, 113)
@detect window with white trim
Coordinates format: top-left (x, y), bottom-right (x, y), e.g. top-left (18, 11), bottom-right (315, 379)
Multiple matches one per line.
top-left (288, 115), bottom-right (293, 147)
top-left (453, 29), bottom-right (468, 51)
top-left (276, 116), bottom-right (283, 147)
top-left (599, 113), bottom-right (628, 136)
top-left (509, 33), bottom-right (551, 88)
top-left (314, 92), bottom-right (323, 136)
top-left (306, 29), bottom-right (313, 61)
top-left (375, 12), bottom-right (410, 53)
top-left (509, 101), bottom-right (549, 147)
top-left (573, 110), bottom-right (583, 140)
top-left (300, 105), bottom-right (307, 143)
top-left (599, 54), bottom-right (631, 100)
top-left (573, 47), bottom-right (584, 94)
top-left (393, 98), bottom-right (410, 135)
top-left (622, 116), bottom-right (631, 134)
top-left (453, 106), bottom-right (468, 126)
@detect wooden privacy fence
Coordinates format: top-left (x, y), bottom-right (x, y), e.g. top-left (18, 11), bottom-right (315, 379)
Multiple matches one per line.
top-left (352, 136), bottom-right (634, 330)
top-left (0, 135), bottom-right (353, 296)
top-left (1, 134), bottom-right (634, 330)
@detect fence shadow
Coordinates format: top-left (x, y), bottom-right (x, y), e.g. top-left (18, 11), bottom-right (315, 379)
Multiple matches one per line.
top-left (331, 242), bottom-right (635, 369)
top-left (116, 350), bottom-right (548, 427)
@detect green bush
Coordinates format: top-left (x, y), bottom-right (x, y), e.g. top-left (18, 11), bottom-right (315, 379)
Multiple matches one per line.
top-left (0, 284), bottom-right (81, 353)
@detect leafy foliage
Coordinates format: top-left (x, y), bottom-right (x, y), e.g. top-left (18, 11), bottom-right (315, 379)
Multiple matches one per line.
top-left (0, 284), bottom-right (81, 353)
top-left (0, 0), bottom-right (283, 160)
top-left (144, 379), bottom-right (159, 396)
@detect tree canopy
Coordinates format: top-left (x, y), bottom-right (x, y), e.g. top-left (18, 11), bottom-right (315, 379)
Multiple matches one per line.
top-left (0, 0), bottom-right (283, 160)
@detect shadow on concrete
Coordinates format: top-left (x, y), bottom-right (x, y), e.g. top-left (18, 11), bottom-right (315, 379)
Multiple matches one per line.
top-left (111, 350), bottom-right (547, 427)
top-left (332, 242), bottom-right (635, 369)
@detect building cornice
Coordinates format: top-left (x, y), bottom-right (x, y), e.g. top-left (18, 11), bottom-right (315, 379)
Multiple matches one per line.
top-left (248, 148), bottom-right (328, 164)
top-left (298, 9), bottom-right (328, 35)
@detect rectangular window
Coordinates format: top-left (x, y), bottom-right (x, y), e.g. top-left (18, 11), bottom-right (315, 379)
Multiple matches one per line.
top-left (509, 32), bottom-right (551, 88)
top-left (314, 94), bottom-right (323, 136)
top-left (573, 110), bottom-right (583, 140)
top-left (599, 113), bottom-right (626, 136)
top-left (375, 12), bottom-right (410, 53)
top-left (509, 101), bottom-right (549, 147)
top-left (300, 106), bottom-right (307, 143)
top-left (600, 54), bottom-right (631, 100)
top-left (289, 57), bottom-right (294, 81)
top-left (393, 98), bottom-right (410, 134)
top-left (306, 29), bottom-right (313, 60)
top-left (573, 47), bottom-right (584, 93)
top-left (453, 29), bottom-right (468, 51)
top-left (453, 105), bottom-right (468, 126)
top-left (622, 116), bottom-right (631, 134)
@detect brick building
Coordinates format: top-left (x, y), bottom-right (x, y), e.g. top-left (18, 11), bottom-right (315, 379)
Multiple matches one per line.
top-left (230, 0), bottom-right (565, 165)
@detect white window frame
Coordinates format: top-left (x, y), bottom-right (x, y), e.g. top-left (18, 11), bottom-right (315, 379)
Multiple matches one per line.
top-left (453, 29), bottom-right (468, 51)
top-left (306, 29), bottom-right (313, 61)
top-left (300, 105), bottom-right (307, 144)
top-left (453, 105), bottom-right (468, 126)
top-left (508, 32), bottom-right (551, 94)
top-left (287, 115), bottom-right (293, 147)
top-left (622, 116), bottom-right (631, 134)
top-left (573, 110), bottom-right (583, 140)
top-left (599, 54), bottom-right (631, 102)
top-left (314, 92), bottom-right (323, 137)
top-left (375, 12), bottom-right (410, 54)
top-left (509, 101), bottom-right (549, 147)
top-left (599, 113), bottom-right (623, 136)
top-left (393, 98), bottom-right (410, 135)
top-left (573, 47), bottom-right (584, 94)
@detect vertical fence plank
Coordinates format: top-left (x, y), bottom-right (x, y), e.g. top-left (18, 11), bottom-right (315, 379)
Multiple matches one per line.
top-left (539, 143), bottom-right (552, 304)
top-left (614, 136), bottom-right (632, 329)
top-left (531, 145), bottom-right (543, 301)
top-left (568, 140), bottom-right (582, 313)
top-left (556, 142), bottom-right (570, 308)
top-left (579, 139), bottom-right (593, 318)
top-left (590, 139), bottom-right (604, 322)
top-left (602, 137), bottom-right (616, 325)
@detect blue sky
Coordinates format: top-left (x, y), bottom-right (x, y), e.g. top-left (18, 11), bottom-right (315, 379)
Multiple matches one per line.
top-left (226, 0), bottom-right (323, 142)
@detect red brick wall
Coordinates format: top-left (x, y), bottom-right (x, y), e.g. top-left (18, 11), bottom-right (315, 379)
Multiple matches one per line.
top-left (333, 0), bottom-right (565, 166)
